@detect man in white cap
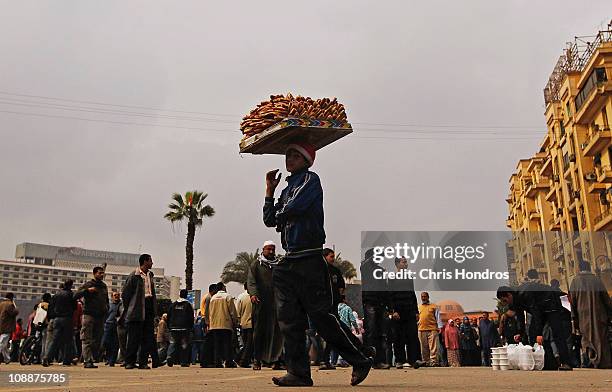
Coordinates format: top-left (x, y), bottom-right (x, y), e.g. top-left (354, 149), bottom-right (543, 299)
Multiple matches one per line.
top-left (247, 240), bottom-right (284, 370)
top-left (263, 142), bottom-right (372, 386)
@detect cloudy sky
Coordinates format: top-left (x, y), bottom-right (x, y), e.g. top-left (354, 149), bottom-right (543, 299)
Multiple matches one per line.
top-left (1, 2), bottom-right (610, 309)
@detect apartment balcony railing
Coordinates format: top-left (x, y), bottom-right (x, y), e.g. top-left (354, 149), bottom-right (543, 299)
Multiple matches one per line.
top-left (583, 125), bottom-right (612, 157)
top-left (596, 165), bottom-right (612, 183)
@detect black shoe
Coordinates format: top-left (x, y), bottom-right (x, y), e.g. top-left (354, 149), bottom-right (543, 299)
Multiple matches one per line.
top-left (180, 364), bottom-right (190, 367)
top-left (167, 361), bottom-right (173, 367)
top-left (253, 361), bottom-right (262, 370)
top-left (225, 361), bottom-right (237, 368)
top-left (152, 361), bottom-right (164, 369)
top-left (271, 362), bottom-right (285, 370)
top-left (42, 360), bottom-right (50, 367)
top-left (125, 364), bottom-right (136, 369)
top-left (372, 362), bottom-right (390, 369)
top-left (319, 363), bottom-right (336, 370)
top-left (413, 360), bottom-right (426, 369)
top-left (272, 374), bottom-right (314, 387)
top-left (362, 346), bottom-right (376, 359)
top-left (84, 362), bottom-right (98, 369)
top-left (558, 364), bottom-right (573, 371)
top-left (351, 359), bottom-right (372, 386)
top-left (109, 363), bottom-right (115, 367)
top-left (138, 364), bottom-right (151, 370)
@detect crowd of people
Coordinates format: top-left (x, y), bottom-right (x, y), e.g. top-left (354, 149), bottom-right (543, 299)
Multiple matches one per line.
top-left (0, 142), bottom-right (610, 388)
top-left (0, 252), bottom-right (609, 374)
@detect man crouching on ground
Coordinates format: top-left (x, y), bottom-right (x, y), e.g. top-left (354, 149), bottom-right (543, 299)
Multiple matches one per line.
top-left (263, 141), bottom-right (372, 387)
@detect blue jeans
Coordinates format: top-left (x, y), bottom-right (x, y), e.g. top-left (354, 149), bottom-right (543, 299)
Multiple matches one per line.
top-left (102, 323), bottom-right (119, 365)
top-left (167, 330), bottom-right (191, 366)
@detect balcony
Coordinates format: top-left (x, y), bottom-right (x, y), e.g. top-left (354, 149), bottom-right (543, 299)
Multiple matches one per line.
top-left (526, 179), bottom-right (550, 198)
top-left (548, 218), bottom-right (561, 231)
top-left (594, 207), bottom-right (612, 231)
top-left (545, 185), bottom-right (557, 201)
top-left (582, 127), bottom-right (612, 157)
top-left (575, 67), bottom-right (611, 125)
top-left (596, 165), bottom-right (612, 183)
top-left (588, 181), bottom-right (608, 194)
top-left (540, 157), bottom-right (553, 176)
top-left (529, 211), bottom-right (541, 221)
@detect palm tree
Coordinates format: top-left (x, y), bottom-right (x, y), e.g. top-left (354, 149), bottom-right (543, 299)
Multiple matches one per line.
top-left (334, 253), bottom-right (357, 282)
top-left (220, 250), bottom-right (259, 284)
top-left (164, 191), bottom-right (215, 290)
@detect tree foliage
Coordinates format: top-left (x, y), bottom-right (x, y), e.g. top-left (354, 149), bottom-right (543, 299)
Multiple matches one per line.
top-left (220, 249), bottom-right (259, 284)
top-left (164, 191), bottom-right (215, 290)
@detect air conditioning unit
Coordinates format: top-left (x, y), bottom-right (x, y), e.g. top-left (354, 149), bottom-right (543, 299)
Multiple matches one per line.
top-left (585, 172), bottom-right (598, 181)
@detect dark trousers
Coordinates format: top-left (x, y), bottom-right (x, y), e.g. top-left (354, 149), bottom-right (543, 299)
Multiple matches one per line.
top-left (200, 331), bottom-right (214, 366)
top-left (117, 324), bottom-right (127, 363)
top-left (210, 329), bottom-right (232, 366)
top-left (102, 323), bottom-right (119, 365)
top-left (274, 254), bottom-right (369, 379)
top-left (391, 312), bottom-right (420, 365)
top-left (10, 339), bottom-right (21, 362)
top-left (529, 311), bottom-right (572, 366)
top-left (363, 303), bottom-right (386, 364)
top-left (238, 328), bottom-right (253, 365)
top-left (481, 346), bottom-right (492, 366)
top-left (168, 330), bottom-right (191, 366)
top-left (125, 300), bottom-right (155, 367)
top-left (45, 317), bottom-right (73, 365)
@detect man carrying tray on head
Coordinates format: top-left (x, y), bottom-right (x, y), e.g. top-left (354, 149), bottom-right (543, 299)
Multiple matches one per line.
top-left (263, 141), bottom-right (372, 387)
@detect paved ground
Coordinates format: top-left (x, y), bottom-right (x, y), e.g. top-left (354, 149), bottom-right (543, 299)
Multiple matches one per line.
top-left (0, 364), bottom-right (611, 392)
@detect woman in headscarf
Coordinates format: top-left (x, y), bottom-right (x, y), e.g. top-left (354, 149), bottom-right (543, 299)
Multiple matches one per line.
top-left (444, 319), bottom-right (461, 367)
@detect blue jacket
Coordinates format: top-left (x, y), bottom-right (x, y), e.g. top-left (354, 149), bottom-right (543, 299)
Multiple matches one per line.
top-left (263, 169), bottom-right (325, 254)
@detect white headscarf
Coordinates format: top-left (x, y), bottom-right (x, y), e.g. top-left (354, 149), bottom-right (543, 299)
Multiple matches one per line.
top-left (259, 240), bottom-right (277, 268)
top-left (262, 240), bottom-right (276, 248)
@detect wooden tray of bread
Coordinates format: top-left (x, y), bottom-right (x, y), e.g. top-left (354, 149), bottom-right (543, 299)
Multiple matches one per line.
top-left (239, 117), bottom-right (352, 154)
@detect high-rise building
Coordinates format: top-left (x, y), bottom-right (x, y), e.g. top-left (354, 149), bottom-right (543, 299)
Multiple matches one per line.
top-left (506, 23), bottom-right (612, 293)
top-left (1, 243), bottom-right (181, 311)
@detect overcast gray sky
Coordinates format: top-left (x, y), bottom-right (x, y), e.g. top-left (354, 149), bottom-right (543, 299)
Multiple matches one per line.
top-left (1, 1), bottom-right (610, 310)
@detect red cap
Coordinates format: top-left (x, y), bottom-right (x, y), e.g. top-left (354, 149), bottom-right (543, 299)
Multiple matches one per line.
top-left (286, 142), bottom-right (316, 166)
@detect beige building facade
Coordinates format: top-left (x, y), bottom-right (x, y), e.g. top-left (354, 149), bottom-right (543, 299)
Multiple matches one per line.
top-left (506, 25), bottom-right (612, 293)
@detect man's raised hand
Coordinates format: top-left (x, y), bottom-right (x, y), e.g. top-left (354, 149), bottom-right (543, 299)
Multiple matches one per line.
top-left (265, 169), bottom-right (282, 197)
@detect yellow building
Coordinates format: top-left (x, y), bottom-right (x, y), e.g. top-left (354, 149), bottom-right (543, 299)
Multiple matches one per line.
top-left (506, 24), bottom-right (612, 293)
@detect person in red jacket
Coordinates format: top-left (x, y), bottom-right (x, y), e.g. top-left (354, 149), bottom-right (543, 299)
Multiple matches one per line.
top-left (10, 319), bottom-right (25, 362)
